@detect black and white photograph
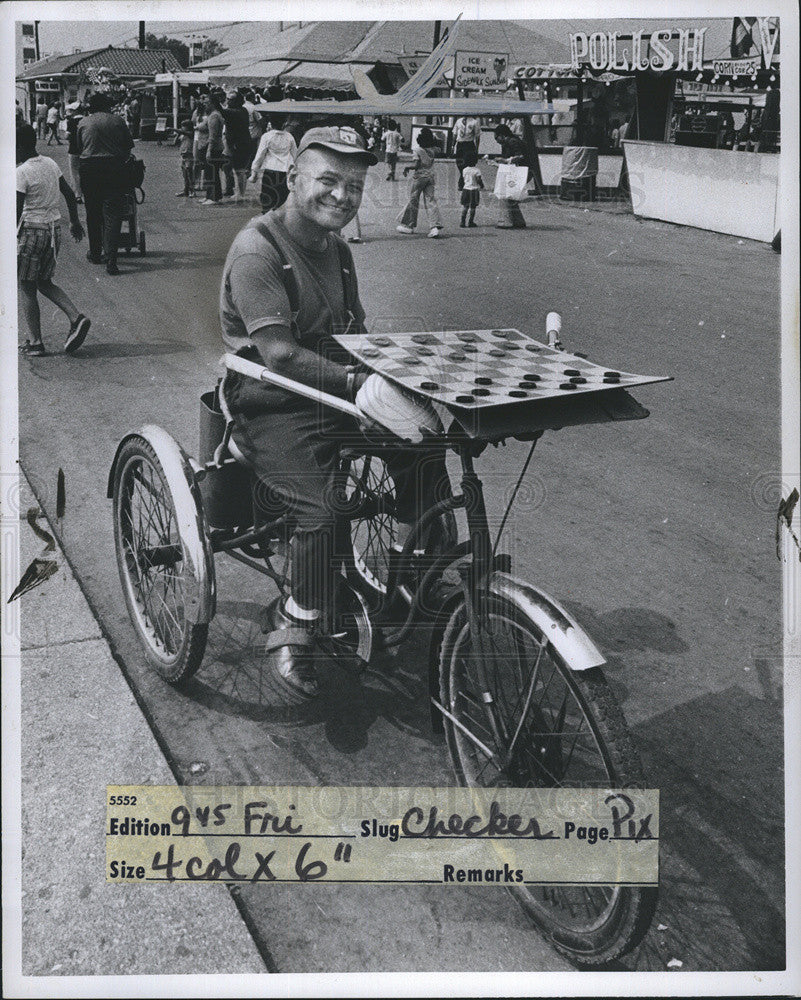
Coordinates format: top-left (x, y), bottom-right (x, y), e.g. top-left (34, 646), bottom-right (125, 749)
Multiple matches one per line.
top-left (1, 1), bottom-right (799, 996)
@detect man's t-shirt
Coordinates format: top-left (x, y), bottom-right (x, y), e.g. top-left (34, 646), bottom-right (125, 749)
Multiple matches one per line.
top-left (383, 129), bottom-right (402, 154)
top-left (222, 106), bottom-right (250, 151)
top-left (77, 112), bottom-right (133, 159)
top-left (220, 212), bottom-right (366, 407)
top-left (16, 156), bottom-right (62, 225)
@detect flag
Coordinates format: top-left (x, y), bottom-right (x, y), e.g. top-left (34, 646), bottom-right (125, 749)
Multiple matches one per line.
top-left (730, 17), bottom-right (758, 57)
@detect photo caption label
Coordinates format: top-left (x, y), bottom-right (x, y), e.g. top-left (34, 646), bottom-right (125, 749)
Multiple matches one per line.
top-left (106, 786), bottom-right (659, 885)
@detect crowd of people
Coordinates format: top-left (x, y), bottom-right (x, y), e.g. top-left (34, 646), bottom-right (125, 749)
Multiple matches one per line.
top-left (16, 85), bottom-right (544, 357)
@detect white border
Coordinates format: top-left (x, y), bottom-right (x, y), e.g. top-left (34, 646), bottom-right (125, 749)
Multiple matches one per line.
top-left (2, 1), bottom-right (799, 997)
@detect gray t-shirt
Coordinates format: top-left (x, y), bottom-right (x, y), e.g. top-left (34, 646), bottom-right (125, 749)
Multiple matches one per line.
top-left (220, 210), bottom-right (366, 355)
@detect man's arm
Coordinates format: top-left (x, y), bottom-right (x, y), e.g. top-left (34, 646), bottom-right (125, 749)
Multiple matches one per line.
top-left (59, 176), bottom-right (84, 240)
top-left (250, 324), bottom-right (366, 399)
top-left (17, 190), bottom-right (25, 226)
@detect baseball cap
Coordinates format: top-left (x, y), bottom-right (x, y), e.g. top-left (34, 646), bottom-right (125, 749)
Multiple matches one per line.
top-left (296, 126), bottom-right (377, 165)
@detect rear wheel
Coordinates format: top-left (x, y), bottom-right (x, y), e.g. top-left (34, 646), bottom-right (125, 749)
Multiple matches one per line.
top-left (112, 436), bottom-right (211, 683)
top-left (437, 592), bottom-right (656, 966)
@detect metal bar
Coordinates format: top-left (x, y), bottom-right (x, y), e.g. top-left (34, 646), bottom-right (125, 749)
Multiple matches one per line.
top-left (224, 353), bottom-right (362, 420)
top-left (430, 698), bottom-right (496, 761)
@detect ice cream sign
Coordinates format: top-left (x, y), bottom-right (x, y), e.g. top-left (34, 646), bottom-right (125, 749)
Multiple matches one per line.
top-left (453, 50), bottom-right (509, 91)
top-left (570, 28), bottom-right (708, 72)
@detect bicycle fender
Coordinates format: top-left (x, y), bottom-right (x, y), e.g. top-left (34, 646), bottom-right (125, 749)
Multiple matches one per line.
top-left (108, 426), bottom-right (216, 624)
top-left (490, 572), bottom-right (605, 671)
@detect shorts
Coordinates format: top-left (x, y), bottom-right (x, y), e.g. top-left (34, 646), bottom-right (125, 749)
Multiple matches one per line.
top-left (460, 189), bottom-right (480, 208)
top-left (17, 224), bottom-right (61, 283)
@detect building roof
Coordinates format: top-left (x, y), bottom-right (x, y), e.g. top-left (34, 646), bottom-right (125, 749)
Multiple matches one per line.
top-left (192, 22), bottom-right (316, 72)
top-left (282, 20), bottom-right (569, 66)
top-left (17, 45), bottom-right (183, 81)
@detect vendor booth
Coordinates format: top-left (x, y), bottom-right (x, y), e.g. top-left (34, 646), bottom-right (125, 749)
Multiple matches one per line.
top-left (559, 19), bottom-right (780, 240)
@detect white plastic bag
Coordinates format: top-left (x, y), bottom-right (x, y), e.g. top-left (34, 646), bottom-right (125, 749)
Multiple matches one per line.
top-left (493, 163), bottom-right (529, 201)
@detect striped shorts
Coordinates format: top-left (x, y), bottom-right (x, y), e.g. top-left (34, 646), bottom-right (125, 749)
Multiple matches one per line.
top-left (17, 224), bottom-right (61, 282)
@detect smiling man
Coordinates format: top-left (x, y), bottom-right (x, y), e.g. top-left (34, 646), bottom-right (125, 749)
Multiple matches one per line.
top-left (219, 125), bottom-right (448, 702)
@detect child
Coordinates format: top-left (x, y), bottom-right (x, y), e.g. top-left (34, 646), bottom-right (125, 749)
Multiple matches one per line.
top-left (382, 119), bottom-right (402, 181)
top-left (459, 146), bottom-right (484, 228)
top-left (16, 124), bottom-right (90, 357)
top-left (175, 120), bottom-right (195, 197)
top-left (396, 127), bottom-right (443, 238)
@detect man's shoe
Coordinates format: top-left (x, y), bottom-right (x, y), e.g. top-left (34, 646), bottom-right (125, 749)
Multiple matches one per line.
top-left (197, 198), bottom-right (217, 206)
top-left (428, 227), bottom-right (442, 238)
top-left (468, 221), bottom-right (478, 227)
top-left (105, 262), bottom-right (120, 276)
top-left (262, 599), bottom-right (319, 702)
top-left (396, 224), bottom-right (414, 234)
top-left (65, 314), bottom-right (91, 354)
top-left (85, 251), bottom-right (102, 264)
top-left (175, 190), bottom-right (189, 196)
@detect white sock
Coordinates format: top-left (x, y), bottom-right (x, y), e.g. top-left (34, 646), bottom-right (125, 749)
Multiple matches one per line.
top-left (284, 596), bottom-right (320, 621)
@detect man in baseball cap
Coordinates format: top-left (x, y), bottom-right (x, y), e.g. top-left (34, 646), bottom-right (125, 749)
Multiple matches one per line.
top-left (218, 121), bottom-right (448, 702)
top-left (295, 124), bottom-right (378, 165)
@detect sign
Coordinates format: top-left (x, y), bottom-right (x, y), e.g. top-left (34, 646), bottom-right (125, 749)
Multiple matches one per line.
top-left (453, 50), bottom-right (509, 91)
top-left (398, 54), bottom-right (449, 88)
top-left (570, 29), bottom-right (707, 73)
top-left (712, 58), bottom-right (761, 76)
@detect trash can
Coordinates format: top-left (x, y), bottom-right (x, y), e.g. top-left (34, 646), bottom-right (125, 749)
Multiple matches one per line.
top-left (560, 146), bottom-right (598, 202)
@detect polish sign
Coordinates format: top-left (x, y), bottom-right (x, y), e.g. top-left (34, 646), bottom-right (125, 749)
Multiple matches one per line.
top-left (570, 28), bottom-right (708, 73)
top-left (453, 50), bottom-right (509, 91)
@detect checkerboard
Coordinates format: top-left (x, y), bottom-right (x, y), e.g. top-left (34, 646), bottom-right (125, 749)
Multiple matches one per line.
top-left (334, 329), bottom-right (671, 412)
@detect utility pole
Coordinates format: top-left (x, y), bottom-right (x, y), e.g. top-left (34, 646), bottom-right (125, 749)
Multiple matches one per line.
top-left (139, 22), bottom-right (145, 50)
top-left (427, 21), bottom-right (442, 124)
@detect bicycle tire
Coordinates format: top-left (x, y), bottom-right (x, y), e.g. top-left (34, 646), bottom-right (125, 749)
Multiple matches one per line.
top-left (112, 436), bottom-right (210, 683)
top-left (437, 592), bottom-right (657, 966)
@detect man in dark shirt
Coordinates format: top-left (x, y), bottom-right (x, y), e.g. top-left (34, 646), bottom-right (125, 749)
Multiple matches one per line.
top-left (220, 126), bottom-right (448, 701)
top-left (77, 92), bottom-right (134, 275)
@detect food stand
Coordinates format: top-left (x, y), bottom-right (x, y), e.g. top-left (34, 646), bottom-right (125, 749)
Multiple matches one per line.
top-left (558, 20), bottom-right (780, 240)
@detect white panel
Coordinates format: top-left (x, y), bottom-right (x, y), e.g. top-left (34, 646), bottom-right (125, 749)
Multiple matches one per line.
top-left (623, 140), bottom-right (779, 243)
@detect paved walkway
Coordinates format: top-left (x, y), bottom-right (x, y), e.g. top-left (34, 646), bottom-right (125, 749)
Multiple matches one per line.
top-left (8, 475), bottom-right (266, 980)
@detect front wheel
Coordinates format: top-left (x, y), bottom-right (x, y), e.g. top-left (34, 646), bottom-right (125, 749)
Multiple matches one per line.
top-left (437, 593), bottom-right (656, 966)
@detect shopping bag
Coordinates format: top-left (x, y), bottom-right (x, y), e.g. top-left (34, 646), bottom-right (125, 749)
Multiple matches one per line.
top-left (493, 163), bottom-right (529, 201)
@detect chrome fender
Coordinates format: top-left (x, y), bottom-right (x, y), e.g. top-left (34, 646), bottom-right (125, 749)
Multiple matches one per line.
top-left (490, 572), bottom-right (605, 671)
top-left (108, 425), bottom-right (216, 624)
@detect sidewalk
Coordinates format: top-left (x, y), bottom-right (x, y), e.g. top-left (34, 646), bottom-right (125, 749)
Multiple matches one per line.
top-left (11, 472), bottom-right (266, 978)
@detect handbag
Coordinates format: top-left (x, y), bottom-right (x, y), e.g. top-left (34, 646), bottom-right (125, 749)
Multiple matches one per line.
top-left (493, 163), bottom-right (529, 201)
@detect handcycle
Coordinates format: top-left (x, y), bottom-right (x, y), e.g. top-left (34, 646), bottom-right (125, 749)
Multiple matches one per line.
top-left (108, 315), bottom-right (668, 966)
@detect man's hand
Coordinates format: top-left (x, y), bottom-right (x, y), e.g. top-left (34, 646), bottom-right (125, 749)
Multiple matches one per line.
top-left (70, 221), bottom-right (84, 242)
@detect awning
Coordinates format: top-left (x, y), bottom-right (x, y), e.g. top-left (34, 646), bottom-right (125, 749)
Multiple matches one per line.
top-left (278, 61), bottom-right (371, 92)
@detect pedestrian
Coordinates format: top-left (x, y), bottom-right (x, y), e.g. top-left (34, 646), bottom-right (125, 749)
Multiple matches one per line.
top-left (222, 92), bottom-right (251, 202)
top-left (64, 99), bottom-right (84, 203)
top-left (243, 89), bottom-right (265, 165)
top-left (192, 100), bottom-right (209, 197)
top-left (16, 124), bottom-right (91, 357)
top-left (453, 114), bottom-right (481, 189)
top-left (382, 119), bottom-right (402, 180)
top-left (199, 92), bottom-right (226, 204)
top-left (493, 123), bottom-right (528, 229)
top-left (459, 146), bottom-right (484, 228)
top-left (35, 98), bottom-right (48, 139)
top-left (396, 126), bottom-right (443, 238)
top-left (77, 91), bottom-right (134, 275)
top-left (249, 118), bottom-right (297, 213)
top-left (175, 120), bottom-right (195, 197)
top-left (46, 102), bottom-right (62, 145)
top-left (127, 95), bottom-right (141, 140)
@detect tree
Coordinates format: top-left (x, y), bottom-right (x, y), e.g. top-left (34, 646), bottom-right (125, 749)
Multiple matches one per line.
top-left (144, 33), bottom-right (189, 69)
top-left (203, 40), bottom-right (227, 60)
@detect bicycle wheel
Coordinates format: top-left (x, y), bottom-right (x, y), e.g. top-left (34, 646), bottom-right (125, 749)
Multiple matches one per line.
top-left (112, 435), bottom-right (212, 683)
top-left (437, 592), bottom-right (656, 966)
top-left (346, 453), bottom-right (456, 604)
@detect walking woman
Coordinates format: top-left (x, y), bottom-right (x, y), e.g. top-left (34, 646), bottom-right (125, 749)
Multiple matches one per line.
top-left (249, 117), bottom-right (297, 212)
top-left (396, 127), bottom-right (443, 238)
